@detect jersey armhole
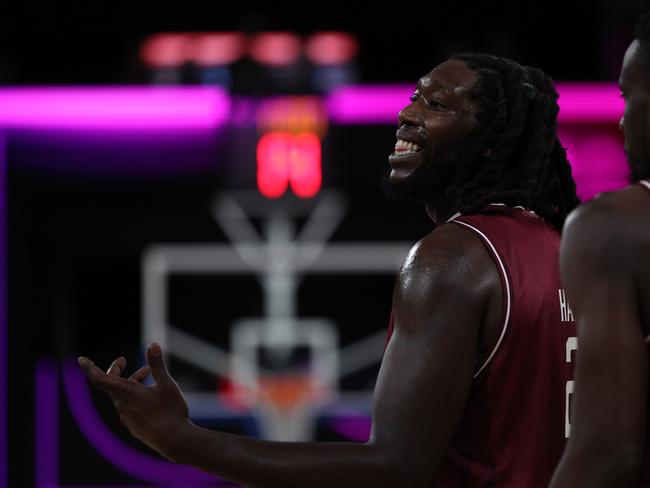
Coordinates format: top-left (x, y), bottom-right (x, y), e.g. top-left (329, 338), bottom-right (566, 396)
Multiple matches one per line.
top-left (639, 180), bottom-right (650, 194)
top-left (451, 220), bottom-right (512, 378)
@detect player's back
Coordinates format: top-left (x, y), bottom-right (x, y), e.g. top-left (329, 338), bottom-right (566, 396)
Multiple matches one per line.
top-left (596, 181), bottom-right (650, 484)
top-left (591, 181), bottom-right (650, 339)
top-left (626, 181), bottom-right (650, 335)
top-left (634, 181), bottom-right (650, 485)
top-left (432, 205), bottom-right (576, 487)
top-left (637, 183), bottom-right (650, 350)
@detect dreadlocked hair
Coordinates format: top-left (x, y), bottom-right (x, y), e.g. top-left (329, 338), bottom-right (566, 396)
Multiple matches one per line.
top-left (447, 53), bottom-right (580, 232)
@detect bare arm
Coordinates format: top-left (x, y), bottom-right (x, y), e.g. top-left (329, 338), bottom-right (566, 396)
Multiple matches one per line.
top-left (80, 223), bottom-right (498, 487)
top-left (551, 203), bottom-right (647, 488)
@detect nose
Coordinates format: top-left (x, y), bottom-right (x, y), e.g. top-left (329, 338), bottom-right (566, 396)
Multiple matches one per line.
top-left (398, 102), bottom-right (420, 127)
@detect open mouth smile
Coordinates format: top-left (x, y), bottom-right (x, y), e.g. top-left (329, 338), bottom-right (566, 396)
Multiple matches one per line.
top-left (392, 138), bottom-right (423, 156)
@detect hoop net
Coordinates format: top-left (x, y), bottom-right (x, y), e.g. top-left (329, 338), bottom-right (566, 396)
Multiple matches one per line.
top-left (254, 374), bottom-right (324, 441)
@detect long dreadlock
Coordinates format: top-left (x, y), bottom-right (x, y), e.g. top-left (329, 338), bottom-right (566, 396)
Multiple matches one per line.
top-left (447, 53), bottom-right (580, 231)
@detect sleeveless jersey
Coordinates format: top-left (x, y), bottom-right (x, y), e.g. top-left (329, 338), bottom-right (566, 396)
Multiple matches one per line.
top-left (386, 205), bottom-right (576, 487)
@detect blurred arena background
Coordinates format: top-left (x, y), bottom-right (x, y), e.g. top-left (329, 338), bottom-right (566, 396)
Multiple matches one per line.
top-left (1, 1), bottom-right (648, 486)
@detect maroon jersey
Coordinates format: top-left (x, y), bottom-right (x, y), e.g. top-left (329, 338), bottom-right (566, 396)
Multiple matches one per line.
top-left (386, 205), bottom-right (576, 487)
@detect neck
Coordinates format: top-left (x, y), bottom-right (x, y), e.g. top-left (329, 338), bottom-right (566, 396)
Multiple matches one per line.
top-left (425, 194), bottom-right (461, 225)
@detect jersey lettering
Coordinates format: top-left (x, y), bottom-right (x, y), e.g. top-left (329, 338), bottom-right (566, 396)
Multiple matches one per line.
top-left (559, 289), bottom-right (575, 323)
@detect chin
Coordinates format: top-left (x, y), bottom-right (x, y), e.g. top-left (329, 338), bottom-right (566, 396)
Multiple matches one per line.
top-left (383, 152), bottom-right (454, 204)
top-left (388, 168), bottom-right (413, 186)
top-left (382, 170), bottom-right (431, 205)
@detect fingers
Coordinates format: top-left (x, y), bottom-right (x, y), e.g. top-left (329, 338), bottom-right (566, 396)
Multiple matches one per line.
top-left (146, 343), bottom-right (172, 385)
top-left (107, 357), bottom-right (127, 376)
top-left (129, 365), bottom-right (151, 384)
top-left (78, 357), bottom-right (135, 397)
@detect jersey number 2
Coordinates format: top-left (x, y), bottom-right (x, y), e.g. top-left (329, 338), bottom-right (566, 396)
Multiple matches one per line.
top-left (565, 336), bottom-right (577, 438)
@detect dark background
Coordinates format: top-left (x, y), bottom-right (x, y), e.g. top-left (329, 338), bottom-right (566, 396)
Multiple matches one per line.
top-left (0, 1), bottom-right (647, 85)
top-left (3, 1), bottom-right (649, 486)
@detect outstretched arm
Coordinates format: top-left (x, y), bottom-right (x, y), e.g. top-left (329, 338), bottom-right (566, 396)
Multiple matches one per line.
top-left (80, 223), bottom-right (497, 488)
top-left (550, 203), bottom-right (647, 488)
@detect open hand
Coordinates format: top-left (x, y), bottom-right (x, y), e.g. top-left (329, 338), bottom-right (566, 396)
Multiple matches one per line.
top-left (78, 343), bottom-right (191, 459)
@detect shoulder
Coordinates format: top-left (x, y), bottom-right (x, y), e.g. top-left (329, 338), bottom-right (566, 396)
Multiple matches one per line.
top-left (401, 221), bottom-right (497, 285)
top-left (562, 197), bottom-right (617, 246)
top-left (562, 188), bottom-right (645, 267)
top-left (395, 222), bottom-right (499, 330)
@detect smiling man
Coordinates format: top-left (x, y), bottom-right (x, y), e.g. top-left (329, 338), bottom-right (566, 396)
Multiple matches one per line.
top-left (550, 12), bottom-right (650, 488)
top-left (79, 53), bottom-right (580, 487)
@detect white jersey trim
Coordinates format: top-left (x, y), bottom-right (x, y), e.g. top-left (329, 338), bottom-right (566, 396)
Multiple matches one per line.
top-left (451, 220), bottom-right (512, 379)
top-left (446, 204), bottom-right (535, 223)
top-left (490, 202), bottom-right (529, 212)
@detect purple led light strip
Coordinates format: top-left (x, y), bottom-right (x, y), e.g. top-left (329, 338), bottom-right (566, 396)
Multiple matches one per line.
top-left (327, 83), bottom-right (623, 124)
top-left (0, 131), bottom-right (5, 488)
top-left (0, 127), bottom-right (4, 488)
top-left (35, 360), bottom-right (58, 488)
top-left (0, 83), bottom-right (622, 129)
top-left (0, 87), bottom-right (231, 129)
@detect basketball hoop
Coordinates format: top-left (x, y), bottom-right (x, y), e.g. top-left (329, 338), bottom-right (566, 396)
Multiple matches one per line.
top-left (254, 374), bottom-right (326, 441)
top-left (257, 374), bottom-right (320, 412)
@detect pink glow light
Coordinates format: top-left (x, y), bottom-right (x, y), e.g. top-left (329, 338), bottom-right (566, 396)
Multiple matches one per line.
top-left (0, 87), bottom-right (231, 129)
top-left (559, 129), bottom-right (629, 200)
top-left (249, 32), bottom-right (302, 67)
top-left (555, 83), bottom-right (624, 123)
top-left (192, 32), bottom-right (247, 66)
top-left (140, 33), bottom-right (191, 68)
top-left (327, 83), bottom-right (624, 124)
top-left (306, 32), bottom-right (358, 66)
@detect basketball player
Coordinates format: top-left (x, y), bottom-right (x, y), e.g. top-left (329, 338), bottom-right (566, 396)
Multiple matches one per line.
top-left (550, 13), bottom-right (650, 487)
top-left (79, 54), bottom-right (580, 487)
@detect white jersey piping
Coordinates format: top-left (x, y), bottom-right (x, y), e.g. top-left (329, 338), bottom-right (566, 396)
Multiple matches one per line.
top-left (450, 219), bottom-right (512, 378)
top-left (490, 202), bottom-right (530, 212)
top-left (445, 204), bottom-right (535, 223)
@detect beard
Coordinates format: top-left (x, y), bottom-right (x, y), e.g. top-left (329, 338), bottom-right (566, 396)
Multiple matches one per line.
top-left (626, 148), bottom-right (650, 183)
top-left (629, 159), bottom-right (644, 183)
top-left (624, 115), bottom-right (650, 183)
top-left (382, 145), bottom-right (466, 205)
top-left (626, 145), bottom-right (650, 183)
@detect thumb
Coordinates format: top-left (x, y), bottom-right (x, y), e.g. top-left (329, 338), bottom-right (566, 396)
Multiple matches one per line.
top-left (147, 343), bottom-right (171, 385)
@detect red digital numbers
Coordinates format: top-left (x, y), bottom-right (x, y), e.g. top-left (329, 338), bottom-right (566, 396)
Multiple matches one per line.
top-left (257, 132), bottom-right (322, 199)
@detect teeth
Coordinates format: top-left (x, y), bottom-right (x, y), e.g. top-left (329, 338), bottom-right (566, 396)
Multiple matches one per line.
top-left (394, 139), bottom-right (421, 154)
